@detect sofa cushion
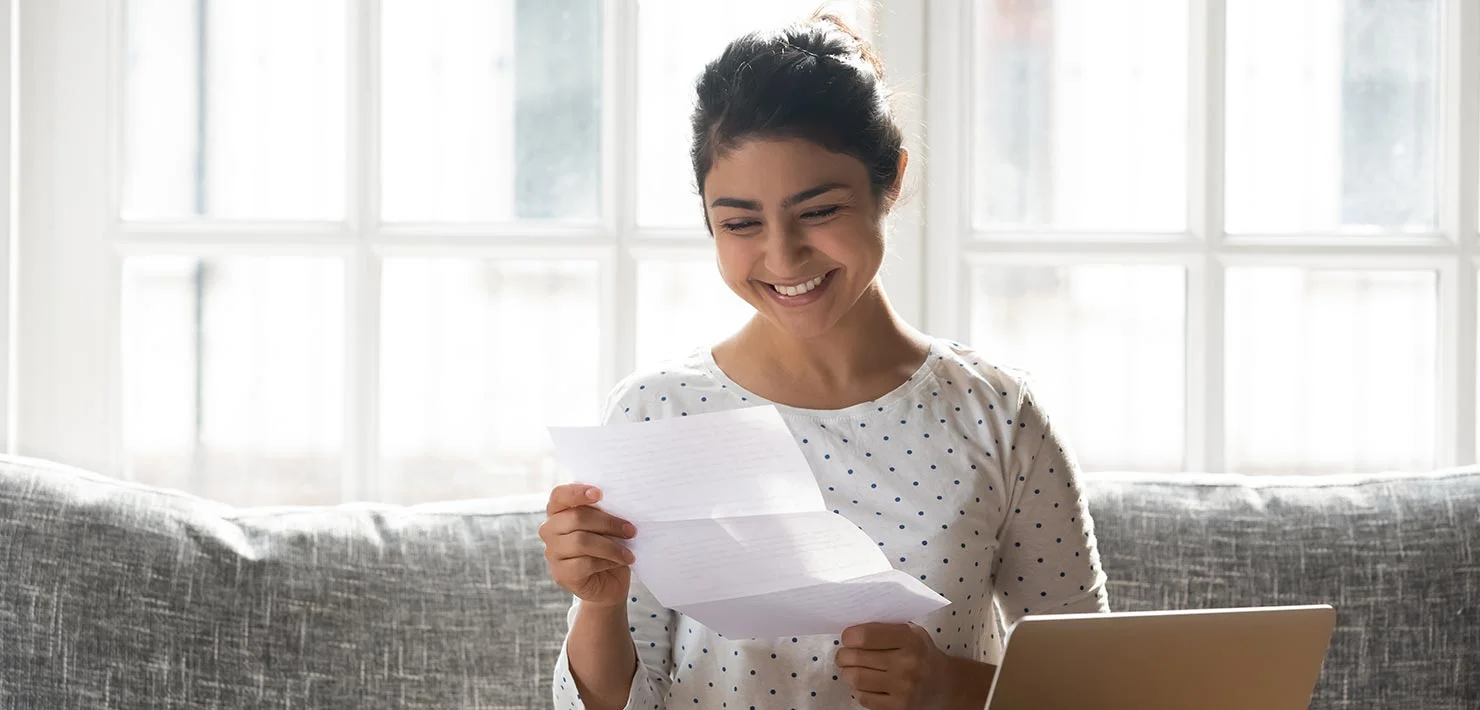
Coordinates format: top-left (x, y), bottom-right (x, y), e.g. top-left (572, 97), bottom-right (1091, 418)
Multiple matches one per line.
top-left (0, 455), bottom-right (565, 709)
top-left (1085, 468), bottom-right (1480, 710)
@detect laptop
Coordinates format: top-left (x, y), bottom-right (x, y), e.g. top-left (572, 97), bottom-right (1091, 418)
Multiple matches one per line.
top-left (985, 605), bottom-right (1337, 710)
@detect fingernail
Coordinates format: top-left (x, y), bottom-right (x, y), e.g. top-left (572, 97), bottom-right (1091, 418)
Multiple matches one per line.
top-left (623, 549), bottom-right (636, 563)
top-left (622, 523), bottom-right (638, 537)
top-left (585, 488), bottom-right (600, 501)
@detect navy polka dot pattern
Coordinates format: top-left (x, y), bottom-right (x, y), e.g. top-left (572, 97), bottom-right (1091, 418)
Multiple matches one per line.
top-left (551, 339), bottom-right (1110, 709)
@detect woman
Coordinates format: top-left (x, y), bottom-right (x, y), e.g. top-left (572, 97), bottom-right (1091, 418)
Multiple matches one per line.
top-left (542, 14), bottom-right (1108, 710)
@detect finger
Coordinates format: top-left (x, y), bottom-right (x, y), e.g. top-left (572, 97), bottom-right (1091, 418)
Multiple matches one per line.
top-left (842, 666), bottom-right (898, 694)
top-left (853, 689), bottom-right (897, 710)
top-left (546, 483), bottom-right (602, 516)
top-left (542, 506), bottom-right (636, 539)
top-left (550, 555), bottom-right (628, 581)
top-left (841, 623), bottom-right (915, 650)
top-left (835, 647), bottom-right (895, 672)
top-left (549, 531), bottom-right (635, 565)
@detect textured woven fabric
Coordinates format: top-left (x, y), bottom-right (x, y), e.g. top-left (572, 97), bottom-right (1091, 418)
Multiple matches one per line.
top-left (1088, 469), bottom-right (1480, 710)
top-left (0, 456), bottom-right (570, 709)
top-left (1, 454), bottom-right (1476, 708)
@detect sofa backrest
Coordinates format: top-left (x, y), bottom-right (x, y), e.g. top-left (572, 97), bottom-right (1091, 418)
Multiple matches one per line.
top-left (1, 455), bottom-right (1475, 709)
top-left (1090, 469), bottom-right (1480, 710)
top-left (0, 456), bottom-right (568, 709)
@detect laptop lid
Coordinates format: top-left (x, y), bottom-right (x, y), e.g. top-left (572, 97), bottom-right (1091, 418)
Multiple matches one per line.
top-left (985, 605), bottom-right (1336, 710)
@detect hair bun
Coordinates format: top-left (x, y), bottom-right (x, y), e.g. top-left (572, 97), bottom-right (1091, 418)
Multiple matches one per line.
top-left (807, 9), bottom-right (884, 78)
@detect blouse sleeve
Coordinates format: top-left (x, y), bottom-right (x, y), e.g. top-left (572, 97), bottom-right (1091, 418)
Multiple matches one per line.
top-left (991, 382), bottom-right (1110, 627)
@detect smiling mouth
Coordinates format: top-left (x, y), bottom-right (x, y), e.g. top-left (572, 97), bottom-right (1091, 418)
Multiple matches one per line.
top-left (764, 270), bottom-right (835, 297)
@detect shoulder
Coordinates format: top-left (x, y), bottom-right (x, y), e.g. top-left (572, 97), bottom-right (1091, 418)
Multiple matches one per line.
top-left (927, 338), bottom-right (1041, 407)
top-left (601, 350), bottom-right (716, 424)
top-left (928, 339), bottom-right (1067, 469)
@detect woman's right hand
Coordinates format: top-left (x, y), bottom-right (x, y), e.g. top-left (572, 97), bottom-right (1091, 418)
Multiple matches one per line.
top-left (540, 483), bottom-right (638, 608)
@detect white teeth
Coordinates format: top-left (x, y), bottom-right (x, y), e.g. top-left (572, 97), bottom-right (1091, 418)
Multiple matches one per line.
top-left (772, 273), bottom-right (827, 297)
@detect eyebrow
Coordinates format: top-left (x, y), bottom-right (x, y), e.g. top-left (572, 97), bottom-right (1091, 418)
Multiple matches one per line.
top-left (708, 182), bottom-right (850, 211)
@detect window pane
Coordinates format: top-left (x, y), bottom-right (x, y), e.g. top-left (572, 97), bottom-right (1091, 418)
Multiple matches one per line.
top-left (968, 264), bottom-right (1186, 471)
top-left (635, 259), bottom-right (754, 368)
top-left (1227, 268), bottom-right (1437, 473)
top-left (122, 0), bottom-right (346, 221)
top-left (121, 256), bottom-right (345, 505)
top-left (636, 1), bottom-right (869, 228)
top-left (1226, 0), bottom-right (1440, 234)
top-left (380, 259), bottom-right (601, 503)
top-left (972, 0), bottom-right (1188, 232)
top-left (381, 0), bottom-right (602, 222)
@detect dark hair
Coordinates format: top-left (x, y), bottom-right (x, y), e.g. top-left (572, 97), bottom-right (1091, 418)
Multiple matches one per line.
top-left (690, 13), bottom-right (904, 225)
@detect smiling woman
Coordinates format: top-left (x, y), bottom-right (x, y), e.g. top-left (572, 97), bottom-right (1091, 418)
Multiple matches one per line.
top-left (543, 11), bottom-right (1109, 710)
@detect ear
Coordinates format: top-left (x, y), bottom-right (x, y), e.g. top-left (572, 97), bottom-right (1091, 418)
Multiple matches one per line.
top-left (881, 149), bottom-right (909, 213)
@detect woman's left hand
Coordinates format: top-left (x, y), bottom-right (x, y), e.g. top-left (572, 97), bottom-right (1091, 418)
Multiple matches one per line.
top-left (835, 623), bottom-right (957, 709)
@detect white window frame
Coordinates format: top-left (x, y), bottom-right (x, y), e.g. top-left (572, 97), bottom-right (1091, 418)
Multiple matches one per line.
top-left (1, 0), bottom-right (13, 455)
top-left (924, 0), bottom-right (1479, 472)
top-left (14, 1), bottom-right (928, 494)
top-left (16, 0), bottom-right (1476, 488)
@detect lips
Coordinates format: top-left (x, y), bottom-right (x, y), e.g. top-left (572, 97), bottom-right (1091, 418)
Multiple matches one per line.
top-left (761, 269), bottom-right (836, 307)
top-left (768, 273), bottom-right (828, 297)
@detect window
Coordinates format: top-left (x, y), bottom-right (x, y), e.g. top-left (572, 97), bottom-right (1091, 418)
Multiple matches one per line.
top-left (18, 1), bottom-right (1479, 505)
top-left (928, 0), bottom-right (1477, 474)
top-left (25, 0), bottom-right (880, 505)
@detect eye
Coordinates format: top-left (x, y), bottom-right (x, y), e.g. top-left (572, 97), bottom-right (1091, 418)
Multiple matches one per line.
top-left (721, 219), bottom-right (761, 235)
top-left (800, 205), bottom-right (841, 220)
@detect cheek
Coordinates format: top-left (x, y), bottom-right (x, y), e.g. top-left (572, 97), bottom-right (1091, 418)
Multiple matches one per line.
top-left (816, 219), bottom-right (886, 266)
top-left (713, 240), bottom-right (754, 286)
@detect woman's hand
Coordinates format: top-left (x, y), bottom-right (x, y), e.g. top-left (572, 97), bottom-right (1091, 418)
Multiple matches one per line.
top-left (836, 623), bottom-right (965, 710)
top-left (539, 484), bottom-right (637, 609)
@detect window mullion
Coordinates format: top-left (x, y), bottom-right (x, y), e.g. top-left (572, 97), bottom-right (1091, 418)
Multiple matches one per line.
top-left (1188, 0), bottom-right (1228, 473)
top-left (924, 0), bottom-right (968, 341)
top-left (872, 0), bottom-right (927, 327)
top-left (1441, 0), bottom-right (1479, 467)
top-left (343, 0), bottom-right (382, 501)
top-left (0, 0), bottom-right (13, 454)
top-left (608, 0), bottom-right (638, 394)
top-left (17, 0), bottom-right (116, 475)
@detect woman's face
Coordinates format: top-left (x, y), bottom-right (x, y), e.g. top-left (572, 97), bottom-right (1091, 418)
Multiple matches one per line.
top-left (702, 138), bottom-right (893, 341)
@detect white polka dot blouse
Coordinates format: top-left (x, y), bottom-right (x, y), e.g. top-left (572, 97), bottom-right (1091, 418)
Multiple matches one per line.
top-left (553, 338), bottom-right (1110, 709)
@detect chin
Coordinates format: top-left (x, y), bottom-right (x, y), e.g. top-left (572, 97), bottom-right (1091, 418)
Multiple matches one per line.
top-left (757, 310), bottom-right (842, 341)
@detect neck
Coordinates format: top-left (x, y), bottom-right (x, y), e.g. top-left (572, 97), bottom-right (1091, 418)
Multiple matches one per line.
top-left (737, 280), bottom-right (929, 389)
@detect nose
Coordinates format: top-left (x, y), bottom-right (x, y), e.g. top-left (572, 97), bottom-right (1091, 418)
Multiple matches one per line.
top-left (762, 220), bottom-right (812, 276)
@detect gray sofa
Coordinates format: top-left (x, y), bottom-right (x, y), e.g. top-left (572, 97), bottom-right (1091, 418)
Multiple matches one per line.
top-left (1, 454), bottom-right (1475, 709)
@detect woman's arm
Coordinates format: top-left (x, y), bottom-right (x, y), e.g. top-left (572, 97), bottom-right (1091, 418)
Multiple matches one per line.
top-left (551, 381), bottom-right (678, 709)
top-left (552, 588), bottom-right (675, 710)
top-left (566, 601), bottom-right (639, 710)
